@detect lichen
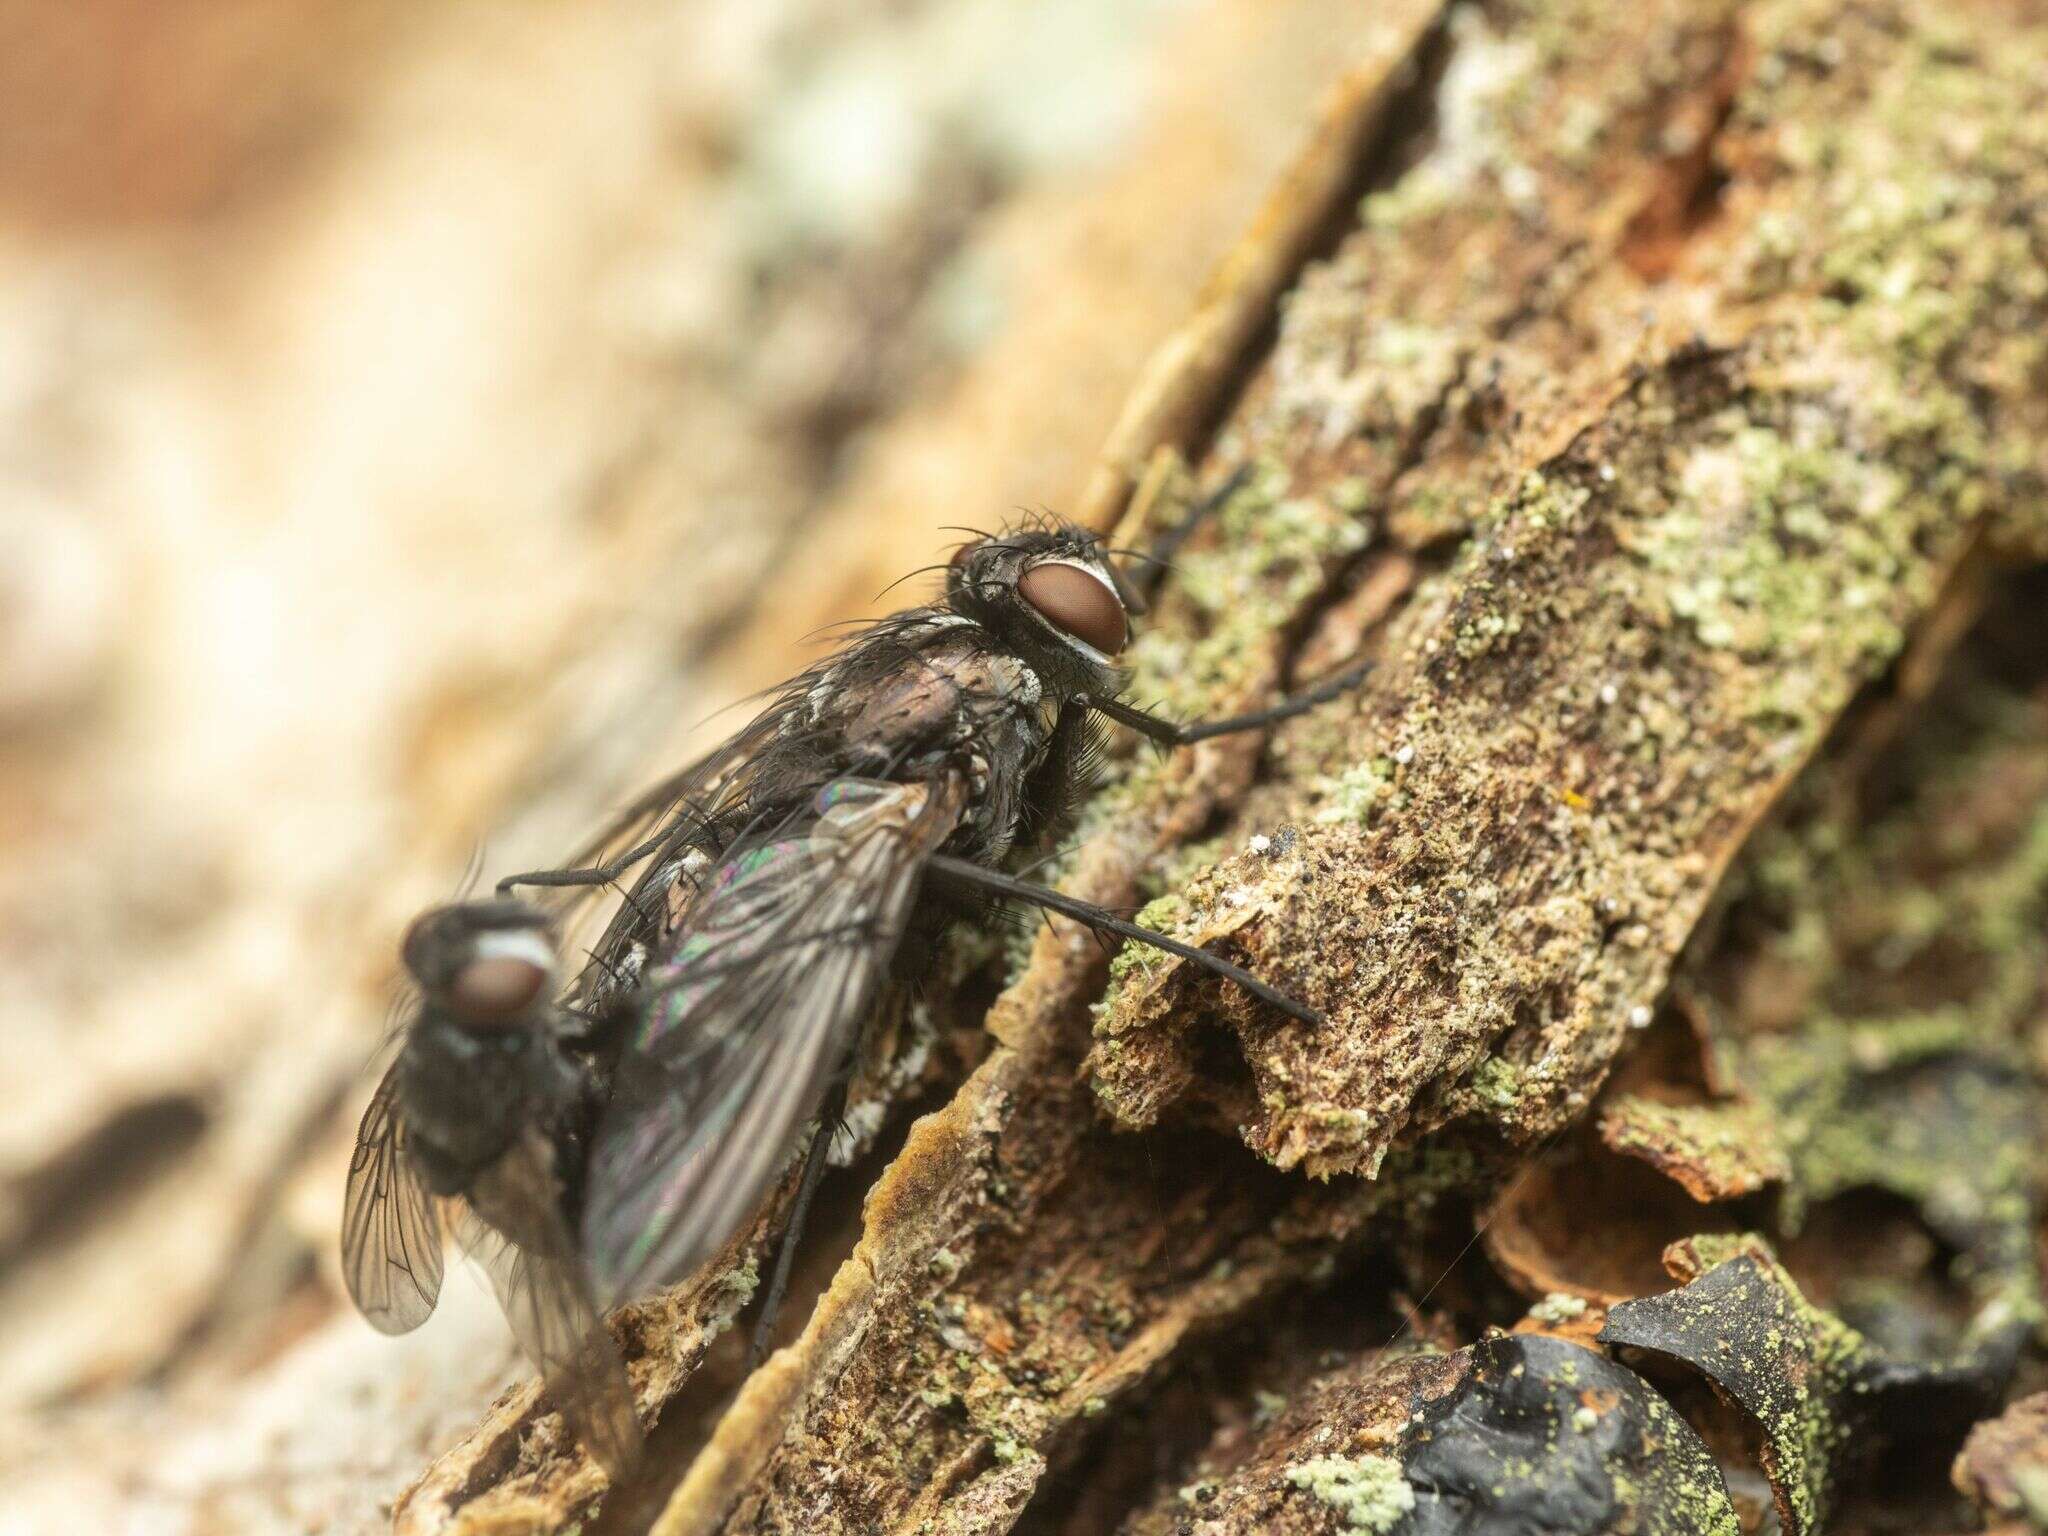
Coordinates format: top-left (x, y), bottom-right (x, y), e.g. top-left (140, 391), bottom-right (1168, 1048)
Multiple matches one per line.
top-left (1470, 1054), bottom-right (1521, 1110)
top-left (1357, 6), bottom-right (1538, 234)
top-left (717, 1257), bottom-right (761, 1305)
top-left (1529, 1292), bottom-right (1589, 1324)
top-left (1284, 1454), bottom-right (1418, 1532)
top-left (1311, 756), bottom-right (1396, 827)
top-left (1117, 459), bottom-right (1370, 726)
top-left (1697, 660), bottom-right (2048, 1343)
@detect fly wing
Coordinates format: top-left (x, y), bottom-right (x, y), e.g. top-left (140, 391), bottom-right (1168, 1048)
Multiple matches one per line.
top-left (461, 1130), bottom-right (644, 1474)
top-left (543, 695), bottom-right (807, 1009)
top-left (538, 616), bottom-right (962, 1012)
top-left (583, 775), bottom-right (963, 1306)
top-left (341, 1064), bottom-right (445, 1333)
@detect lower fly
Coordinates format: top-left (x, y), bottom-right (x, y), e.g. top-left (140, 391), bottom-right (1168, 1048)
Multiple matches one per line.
top-left (341, 898), bottom-right (640, 1472)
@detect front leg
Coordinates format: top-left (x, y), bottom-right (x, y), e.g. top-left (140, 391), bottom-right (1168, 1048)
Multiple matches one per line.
top-left (495, 826), bottom-right (681, 900)
top-left (1090, 657), bottom-right (1373, 747)
top-left (925, 855), bottom-right (1320, 1025)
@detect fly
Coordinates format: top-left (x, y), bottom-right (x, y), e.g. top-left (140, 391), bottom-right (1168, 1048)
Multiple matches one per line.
top-left (345, 488), bottom-right (1369, 1472)
top-left (504, 495), bottom-right (1368, 1346)
top-left (340, 898), bottom-right (640, 1472)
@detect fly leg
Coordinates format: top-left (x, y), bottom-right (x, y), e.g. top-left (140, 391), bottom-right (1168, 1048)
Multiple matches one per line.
top-left (487, 811), bottom-right (720, 909)
top-left (1089, 657), bottom-right (1373, 747)
top-left (750, 1073), bottom-right (850, 1368)
top-left (924, 855), bottom-right (1321, 1026)
top-left (494, 829), bottom-right (672, 900)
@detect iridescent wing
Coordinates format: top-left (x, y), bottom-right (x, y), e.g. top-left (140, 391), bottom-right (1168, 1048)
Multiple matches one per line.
top-left (538, 691), bottom-right (813, 1011)
top-left (534, 619), bottom-right (958, 1012)
top-left (460, 1130), bottom-right (643, 1474)
top-left (583, 775), bottom-right (964, 1305)
top-left (340, 1064), bottom-right (445, 1333)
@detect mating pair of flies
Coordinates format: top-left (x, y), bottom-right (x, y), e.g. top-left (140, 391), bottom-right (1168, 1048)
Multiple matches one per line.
top-left (343, 488), bottom-right (1369, 1471)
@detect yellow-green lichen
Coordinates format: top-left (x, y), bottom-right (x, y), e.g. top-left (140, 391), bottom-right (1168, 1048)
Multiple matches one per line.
top-left (1529, 1292), bottom-right (1589, 1324)
top-left (1470, 1054), bottom-right (1522, 1110)
top-left (1284, 1453), bottom-right (1418, 1533)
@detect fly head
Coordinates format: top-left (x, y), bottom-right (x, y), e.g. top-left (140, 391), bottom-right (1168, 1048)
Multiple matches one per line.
top-left (946, 524), bottom-right (1141, 700)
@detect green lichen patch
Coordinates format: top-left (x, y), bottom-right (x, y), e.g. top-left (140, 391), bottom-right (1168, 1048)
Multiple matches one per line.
top-left (1283, 1454), bottom-right (1416, 1532)
top-left (1529, 1291), bottom-right (1589, 1324)
top-left (1119, 459), bottom-right (1371, 729)
top-left (1598, 1095), bottom-right (1790, 1202)
top-left (1629, 413), bottom-right (1923, 718)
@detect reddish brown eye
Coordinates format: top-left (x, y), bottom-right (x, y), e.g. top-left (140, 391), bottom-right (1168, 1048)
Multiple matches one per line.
top-left (448, 955), bottom-right (548, 1027)
top-left (1019, 561), bottom-right (1127, 655)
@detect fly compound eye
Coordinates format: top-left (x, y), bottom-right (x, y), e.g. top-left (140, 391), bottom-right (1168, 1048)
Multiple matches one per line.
top-left (447, 954), bottom-right (550, 1027)
top-left (1018, 561), bottom-right (1127, 656)
top-left (423, 921), bottom-right (557, 1028)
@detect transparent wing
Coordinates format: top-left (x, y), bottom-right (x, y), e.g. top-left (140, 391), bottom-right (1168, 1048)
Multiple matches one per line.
top-left (341, 1064), bottom-right (445, 1333)
top-left (583, 776), bottom-right (963, 1305)
top-left (532, 613), bottom-right (967, 1013)
top-left (541, 697), bottom-right (810, 1009)
top-left (461, 1130), bottom-right (643, 1475)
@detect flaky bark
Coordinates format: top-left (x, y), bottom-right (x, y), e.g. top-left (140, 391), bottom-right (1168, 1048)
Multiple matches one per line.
top-left (383, 0), bottom-right (2048, 1532)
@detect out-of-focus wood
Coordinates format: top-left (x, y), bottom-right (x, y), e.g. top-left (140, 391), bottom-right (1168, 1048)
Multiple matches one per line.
top-left (1066, 25), bottom-right (1444, 533)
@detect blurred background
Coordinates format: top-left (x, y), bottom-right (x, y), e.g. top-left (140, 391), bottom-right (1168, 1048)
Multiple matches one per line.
top-left (0, 1), bottom-right (1397, 1529)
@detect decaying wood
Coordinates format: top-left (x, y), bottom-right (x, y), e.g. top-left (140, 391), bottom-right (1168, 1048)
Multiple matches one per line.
top-left (0, 3), bottom-right (1436, 1532)
top-left (372, 0), bottom-right (2048, 1530)
top-left (11, 0), bottom-right (2047, 1529)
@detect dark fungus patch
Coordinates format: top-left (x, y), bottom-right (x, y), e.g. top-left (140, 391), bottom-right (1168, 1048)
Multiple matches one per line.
top-left (1395, 1334), bottom-right (1738, 1536)
top-left (1117, 1333), bottom-right (1741, 1536)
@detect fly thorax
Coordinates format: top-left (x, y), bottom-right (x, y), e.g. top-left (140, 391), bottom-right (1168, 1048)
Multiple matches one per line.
top-left (986, 653), bottom-right (1043, 709)
top-left (398, 1022), bottom-right (532, 1194)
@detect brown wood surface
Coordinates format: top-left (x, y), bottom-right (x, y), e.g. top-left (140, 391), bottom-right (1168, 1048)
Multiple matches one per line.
top-left (4, 0), bottom-right (2045, 1532)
